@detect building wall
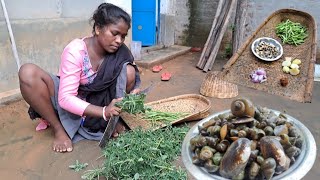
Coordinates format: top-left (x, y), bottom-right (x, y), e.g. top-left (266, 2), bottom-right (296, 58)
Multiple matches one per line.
top-left (174, 0), bottom-right (219, 47)
top-left (174, 0), bottom-right (189, 46)
top-left (159, 0), bottom-right (176, 47)
top-left (0, 0), bottom-right (131, 92)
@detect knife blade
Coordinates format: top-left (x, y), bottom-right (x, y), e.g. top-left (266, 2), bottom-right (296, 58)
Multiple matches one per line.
top-left (99, 116), bottom-right (119, 148)
top-left (139, 83), bottom-right (155, 95)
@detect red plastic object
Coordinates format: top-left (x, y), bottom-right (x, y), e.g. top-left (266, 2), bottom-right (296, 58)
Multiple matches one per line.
top-left (36, 119), bottom-right (50, 131)
top-left (161, 72), bottom-right (172, 81)
top-left (152, 65), bottom-right (163, 72)
top-left (190, 47), bottom-right (202, 52)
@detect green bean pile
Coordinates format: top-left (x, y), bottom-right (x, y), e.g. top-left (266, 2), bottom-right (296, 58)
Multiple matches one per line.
top-left (143, 110), bottom-right (188, 123)
top-left (276, 19), bottom-right (308, 46)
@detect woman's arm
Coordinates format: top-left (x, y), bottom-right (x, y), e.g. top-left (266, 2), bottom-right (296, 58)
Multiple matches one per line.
top-left (58, 45), bottom-right (90, 116)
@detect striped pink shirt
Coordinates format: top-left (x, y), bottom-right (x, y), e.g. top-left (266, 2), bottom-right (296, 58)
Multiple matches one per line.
top-left (58, 38), bottom-right (97, 116)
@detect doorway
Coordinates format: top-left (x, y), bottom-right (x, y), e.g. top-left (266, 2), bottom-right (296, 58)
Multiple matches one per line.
top-left (132, 0), bottom-right (158, 46)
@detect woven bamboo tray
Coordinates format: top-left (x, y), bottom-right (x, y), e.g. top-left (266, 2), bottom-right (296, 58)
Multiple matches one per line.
top-left (219, 9), bottom-right (317, 103)
top-left (200, 71), bottom-right (239, 98)
top-left (120, 94), bottom-right (211, 130)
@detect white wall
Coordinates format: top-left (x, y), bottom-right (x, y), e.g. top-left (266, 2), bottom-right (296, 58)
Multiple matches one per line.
top-left (160, 0), bottom-right (175, 15)
top-left (0, 0), bottom-right (104, 20)
top-left (105, 0), bottom-right (131, 15)
top-left (159, 0), bottom-right (176, 46)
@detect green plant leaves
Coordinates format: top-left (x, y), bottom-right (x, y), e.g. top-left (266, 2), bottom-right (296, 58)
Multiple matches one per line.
top-left (82, 126), bottom-right (190, 180)
top-left (69, 160), bottom-right (88, 172)
top-left (115, 93), bottom-right (147, 114)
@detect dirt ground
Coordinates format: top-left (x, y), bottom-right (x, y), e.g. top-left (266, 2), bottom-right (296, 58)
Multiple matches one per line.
top-left (0, 51), bottom-right (319, 180)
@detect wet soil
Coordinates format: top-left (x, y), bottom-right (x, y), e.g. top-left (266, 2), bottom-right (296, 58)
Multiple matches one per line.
top-left (0, 52), bottom-right (319, 179)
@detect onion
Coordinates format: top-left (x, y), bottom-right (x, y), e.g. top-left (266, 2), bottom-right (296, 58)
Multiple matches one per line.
top-left (255, 68), bottom-right (266, 76)
top-left (250, 68), bottom-right (267, 83)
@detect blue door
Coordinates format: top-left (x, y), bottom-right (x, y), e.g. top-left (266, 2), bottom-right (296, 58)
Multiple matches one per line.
top-left (132, 0), bottom-right (157, 46)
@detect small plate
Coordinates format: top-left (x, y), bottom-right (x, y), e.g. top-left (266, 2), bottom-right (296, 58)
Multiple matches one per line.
top-left (251, 37), bottom-right (283, 61)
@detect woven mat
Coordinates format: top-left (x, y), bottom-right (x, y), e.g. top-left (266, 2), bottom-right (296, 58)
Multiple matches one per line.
top-left (219, 9), bottom-right (316, 103)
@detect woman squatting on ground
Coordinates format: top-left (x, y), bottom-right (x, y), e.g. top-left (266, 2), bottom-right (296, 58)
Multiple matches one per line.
top-left (18, 3), bottom-right (141, 153)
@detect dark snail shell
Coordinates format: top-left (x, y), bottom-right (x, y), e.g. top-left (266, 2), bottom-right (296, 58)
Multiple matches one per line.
top-left (231, 98), bottom-right (255, 118)
top-left (192, 155), bottom-right (202, 165)
top-left (219, 138), bottom-right (251, 179)
top-left (207, 125), bottom-right (221, 136)
top-left (249, 161), bottom-right (261, 180)
top-left (260, 136), bottom-right (290, 174)
top-left (205, 136), bottom-right (219, 148)
top-left (199, 146), bottom-right (214, 161)
top-left (232, 117), bottom-right (255, 124)
top-left (190, 135), bottom-right (207, 151)
top-left (202, 119), bottom-right (216, 129)
top-left (215, 140), bottom-right (230, 153)
top-left (261, 157), bottom-right (277, 180)
top-left (285, 146), bottom-right (301, 159)
top-left (212, 152), bottom-right (223, 165)
top-left (274, 124), bottom-right (289, 136)
top-left (204, 159), bottom-right (219, 173)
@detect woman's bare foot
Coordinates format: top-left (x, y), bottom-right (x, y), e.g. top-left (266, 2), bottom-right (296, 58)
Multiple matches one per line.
top-left (112, 121), bottom-right (126, 137)
top-left (53, 129), bottom-right (73, 153)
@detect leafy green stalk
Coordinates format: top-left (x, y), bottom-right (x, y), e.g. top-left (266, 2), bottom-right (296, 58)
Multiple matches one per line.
top-left (115, 93), bottom-right (149, 114)
top-left (69, 160), bottom-right (88, 172)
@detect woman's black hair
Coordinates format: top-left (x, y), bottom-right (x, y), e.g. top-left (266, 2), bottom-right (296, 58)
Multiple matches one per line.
top-left (90, 3), bottom-right (131, 34)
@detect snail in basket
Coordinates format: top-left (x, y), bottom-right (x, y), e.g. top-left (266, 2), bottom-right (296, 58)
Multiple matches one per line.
top-left (189, 98), bottom-right (302, 179)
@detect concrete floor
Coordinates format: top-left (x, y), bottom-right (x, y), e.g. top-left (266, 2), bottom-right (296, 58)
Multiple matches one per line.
top-left (0, 51), bottom-right (319, 179)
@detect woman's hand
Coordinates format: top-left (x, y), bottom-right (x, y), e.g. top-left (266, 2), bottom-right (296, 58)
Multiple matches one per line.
top-left (104, 98), bottom-right (123, 120)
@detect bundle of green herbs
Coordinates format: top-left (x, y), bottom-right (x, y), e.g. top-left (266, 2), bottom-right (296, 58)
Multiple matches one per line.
top-left (276, 19), bottom-right (308, 46)
top-left (115, 93), bottom-right (149, 114)
top-left (81, 126), bottom-right (189, 180)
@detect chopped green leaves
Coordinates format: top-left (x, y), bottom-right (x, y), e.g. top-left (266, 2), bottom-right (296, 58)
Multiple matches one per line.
top-left (81, 126), bottom-right (190, 180)
top-left (276, 19), bottom-right (308, 46)
top-left (115, 93), bottom-right (149, 114)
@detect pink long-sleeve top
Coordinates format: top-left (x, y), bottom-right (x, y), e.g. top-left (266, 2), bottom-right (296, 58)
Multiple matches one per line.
top-left (58, 38), bottom-right (97, 116)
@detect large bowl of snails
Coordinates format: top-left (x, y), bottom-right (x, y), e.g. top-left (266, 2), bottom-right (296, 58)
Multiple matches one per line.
top-left (181, 98), bottom-right (316, 180)
top-left (251, 37), bottom-right (283, 61)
